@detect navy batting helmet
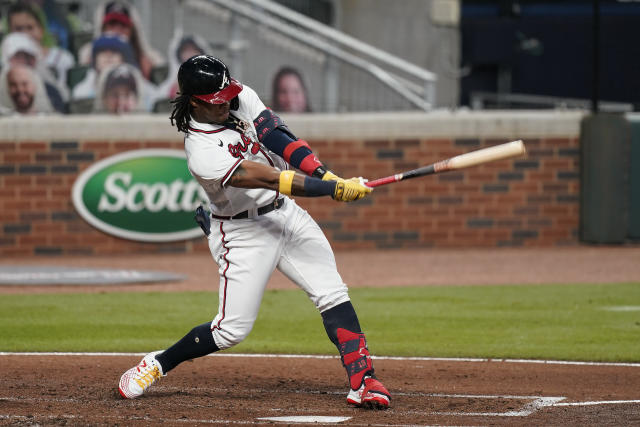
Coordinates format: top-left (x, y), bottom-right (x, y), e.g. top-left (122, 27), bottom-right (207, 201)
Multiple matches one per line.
top-left (177, 55), bottom-right (243, 104)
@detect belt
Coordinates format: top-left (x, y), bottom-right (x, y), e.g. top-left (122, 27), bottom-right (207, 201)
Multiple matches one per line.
top-left (211, 198), bottom-right (285, 220)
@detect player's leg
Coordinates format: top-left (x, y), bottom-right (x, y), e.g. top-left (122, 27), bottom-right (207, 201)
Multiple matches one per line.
top-left (118, 322), bottom-right (219, 399)
top-left (205, 217), bottom-right (283, 349)
top-left (276, 201), bottom-right (390, 409)
top-left (119, 218), bottom-right (282, 399)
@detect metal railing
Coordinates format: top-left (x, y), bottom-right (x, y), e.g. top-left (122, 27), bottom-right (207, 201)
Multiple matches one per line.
top-left (201, 0), bottom-right (438, 112)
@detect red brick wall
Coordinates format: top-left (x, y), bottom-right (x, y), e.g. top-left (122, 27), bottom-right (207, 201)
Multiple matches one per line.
top-left (0, 135), bottom-right (579, 256)
top-left (0, 139), bottom-right (209, 256)
top-left (299, 136), bottom-right (580, 250)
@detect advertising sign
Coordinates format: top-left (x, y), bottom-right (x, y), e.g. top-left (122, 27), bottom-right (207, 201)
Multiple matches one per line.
top-left (72, 149), bottom-right (207, 242)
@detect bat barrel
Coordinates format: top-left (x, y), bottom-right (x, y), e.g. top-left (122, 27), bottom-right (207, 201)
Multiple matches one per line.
top-left (447, 140), bottom-right (525, 170)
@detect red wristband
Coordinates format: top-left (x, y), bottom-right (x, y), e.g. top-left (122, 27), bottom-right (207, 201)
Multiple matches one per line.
top-left (299, 153), bottom-right (323, 175)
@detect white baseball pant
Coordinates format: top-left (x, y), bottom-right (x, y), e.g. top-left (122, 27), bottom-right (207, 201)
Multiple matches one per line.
top-left (206, 198), bottom-right (350, 349)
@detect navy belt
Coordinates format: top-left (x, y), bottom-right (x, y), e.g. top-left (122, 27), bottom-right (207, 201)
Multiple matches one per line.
top-left (211, 198), bottom-right (285, 220)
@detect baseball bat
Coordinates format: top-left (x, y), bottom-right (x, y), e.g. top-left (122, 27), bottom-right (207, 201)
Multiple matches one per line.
top-left (366, 139), bottom-right (526, 188)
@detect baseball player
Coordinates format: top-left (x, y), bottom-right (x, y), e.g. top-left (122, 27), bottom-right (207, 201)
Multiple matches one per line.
top-left (118, 55), bottom-right (391, 409)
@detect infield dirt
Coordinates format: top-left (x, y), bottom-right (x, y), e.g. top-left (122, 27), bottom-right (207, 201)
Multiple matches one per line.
top-left (1, 246), bottom-right (639, 425)
top-left (0, 354), bottom-right (639, 425)
top-left (1, 246), bottom-right (640, 294)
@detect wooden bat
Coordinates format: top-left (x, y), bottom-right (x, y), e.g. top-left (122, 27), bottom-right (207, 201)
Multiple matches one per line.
top-left (366, 140), bottom-right (526, 188)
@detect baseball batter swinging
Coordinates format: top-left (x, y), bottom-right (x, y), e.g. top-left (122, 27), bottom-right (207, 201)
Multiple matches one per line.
top-left (118, 55), bottom-right (391, 409)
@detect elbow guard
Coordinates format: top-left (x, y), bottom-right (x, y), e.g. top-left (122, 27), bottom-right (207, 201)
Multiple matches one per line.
top-left (254, 109), bottom-right (322, 175)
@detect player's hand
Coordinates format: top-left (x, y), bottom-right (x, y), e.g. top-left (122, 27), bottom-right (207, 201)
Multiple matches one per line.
top-left (332, 177), bottom-right (372, 202)
top-left (322, 170), bottom-right (341, 181)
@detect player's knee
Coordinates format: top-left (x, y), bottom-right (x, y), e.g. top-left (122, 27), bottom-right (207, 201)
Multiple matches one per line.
top-left (313, 286), bottom-right (350, 313)
top-left (211, 321), bottom-right (254, 349)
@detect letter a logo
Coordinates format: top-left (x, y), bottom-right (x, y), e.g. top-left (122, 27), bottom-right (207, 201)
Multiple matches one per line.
top-left (219, 71), bottom-right (229, 90)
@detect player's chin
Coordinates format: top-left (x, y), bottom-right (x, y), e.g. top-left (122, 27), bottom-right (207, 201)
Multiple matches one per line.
top-left (215, 111), bottom-right (230, 123)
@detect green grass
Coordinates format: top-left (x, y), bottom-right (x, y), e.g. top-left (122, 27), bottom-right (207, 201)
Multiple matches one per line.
top-left (1, 283), bottom-right (639, 362)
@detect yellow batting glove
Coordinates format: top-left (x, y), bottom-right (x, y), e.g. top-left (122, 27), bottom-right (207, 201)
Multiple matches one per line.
top-left (322, 170), bottom-right (341, 181)
top-left (333, 177), bottom-right (372, 202)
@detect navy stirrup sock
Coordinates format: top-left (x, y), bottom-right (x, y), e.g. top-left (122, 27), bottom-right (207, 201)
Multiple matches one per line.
top-left (155, 322), bottom-right (219, 373)
top-left (321, 301), bottom-right (362, 349)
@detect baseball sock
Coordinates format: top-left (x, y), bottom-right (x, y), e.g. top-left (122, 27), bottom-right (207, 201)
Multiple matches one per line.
top-left (321, 301), bottom-right (362, 348)
top-left (155, 322), bottom-right (219, 373)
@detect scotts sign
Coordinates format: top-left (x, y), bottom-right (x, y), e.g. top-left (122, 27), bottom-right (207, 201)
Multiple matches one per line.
top-left (72, 149), bottom-right (207, 242)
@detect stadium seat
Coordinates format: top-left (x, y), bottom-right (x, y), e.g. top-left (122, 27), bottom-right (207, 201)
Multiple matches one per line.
top-left (66, 65), bottom-right (90, 91)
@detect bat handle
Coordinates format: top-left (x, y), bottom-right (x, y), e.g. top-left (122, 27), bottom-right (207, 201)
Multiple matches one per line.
top-left (366, 174), bottom-right (402, 188)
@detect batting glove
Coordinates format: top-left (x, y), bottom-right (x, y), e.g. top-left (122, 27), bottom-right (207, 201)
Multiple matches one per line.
top-left (322, 170), bottom-right (341, 181)
top-left (333, 177), bottom-right (372, 202)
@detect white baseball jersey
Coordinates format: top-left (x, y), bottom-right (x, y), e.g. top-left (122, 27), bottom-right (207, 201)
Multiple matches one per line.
top-left (184, 85), bottom-right (288, 217)
top-left (183, 84), bottom-right (350, 350)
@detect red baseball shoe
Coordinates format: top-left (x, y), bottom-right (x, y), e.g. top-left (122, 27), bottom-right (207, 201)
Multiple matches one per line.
top-left (346, 375), bottom-right (391, 409)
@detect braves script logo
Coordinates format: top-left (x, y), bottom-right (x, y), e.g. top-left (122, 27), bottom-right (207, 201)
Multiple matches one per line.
top-left (228, 134), bottom-right (260, 158)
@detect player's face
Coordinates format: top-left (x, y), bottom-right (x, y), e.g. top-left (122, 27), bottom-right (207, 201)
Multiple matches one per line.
top-left (276, 74), bottom-right (307, 113)
top-left (9, 12), bottom-right (44, 44)
top-left (7, 67), bottom-right (35, 113)
top-left (191, 98), bottom-right (231, 124)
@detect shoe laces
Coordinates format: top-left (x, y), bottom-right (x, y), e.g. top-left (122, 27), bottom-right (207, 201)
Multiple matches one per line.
top-left (133, 361), bottom-right (162, 390)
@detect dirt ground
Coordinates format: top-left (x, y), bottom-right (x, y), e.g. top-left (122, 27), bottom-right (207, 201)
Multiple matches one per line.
top-left (1, 246), bottom-right (639, 425)
top-left (1, 246), bottom-right (640, 294)
top-left (0, 354), bottom-right (639, 426)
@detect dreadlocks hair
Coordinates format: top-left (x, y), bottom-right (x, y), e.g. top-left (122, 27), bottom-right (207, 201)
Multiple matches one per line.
top-left (170, 93), bottom-right (192, 133)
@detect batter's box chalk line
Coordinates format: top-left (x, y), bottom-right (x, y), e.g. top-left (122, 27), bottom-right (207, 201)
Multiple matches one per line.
top-left (426, 394), bottom-right (640, 417)
top-left (256, 416), bottom-right (351, 423)
top-left (430, 394), bottom-right (566, 417)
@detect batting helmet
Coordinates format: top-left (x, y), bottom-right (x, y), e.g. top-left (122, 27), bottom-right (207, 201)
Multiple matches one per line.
top-left (177, 55), bottom-right (243, 104)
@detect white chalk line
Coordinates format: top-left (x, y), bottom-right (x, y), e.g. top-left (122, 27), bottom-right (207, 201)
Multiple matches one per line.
top-left (1, 351), bottom-right (639, 367)
top-left (435, 397), bottom-right (566, 417)
top-left (554, 400), bottom-right (640, 407)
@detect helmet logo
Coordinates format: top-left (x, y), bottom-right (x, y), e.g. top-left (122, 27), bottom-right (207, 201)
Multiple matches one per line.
top-left (219, 72), bottom-right (229, 90)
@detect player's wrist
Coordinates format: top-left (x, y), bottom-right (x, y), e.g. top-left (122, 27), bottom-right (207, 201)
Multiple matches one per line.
top-left (303, 176), bottom-right (337, 197)
top-left (278, 170), bottom-right (296, 195)
top-left (311, 165), bottom-right (327, 179)
top-left (280, 171), bottom-right (339, 198)
top-left (312, 166), bottom-right (341, 182)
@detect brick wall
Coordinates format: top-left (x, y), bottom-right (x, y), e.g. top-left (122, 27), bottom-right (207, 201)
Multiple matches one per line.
top-left (0, 139), bottom-right (210, 256)
top-left (297, 136), bottom-right (579, 249)
top-left (0, 113), bottom-right (581, 256)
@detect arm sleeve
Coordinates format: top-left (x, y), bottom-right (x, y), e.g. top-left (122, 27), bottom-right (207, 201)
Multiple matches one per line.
top-left (253, 108), bottom-right (323, 176)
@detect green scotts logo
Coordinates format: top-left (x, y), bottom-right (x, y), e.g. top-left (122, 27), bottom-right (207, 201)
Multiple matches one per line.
top-left (72, 149), bottom-right (207, 242)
